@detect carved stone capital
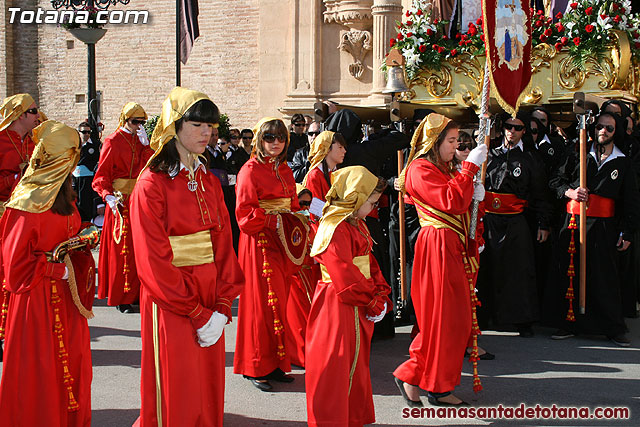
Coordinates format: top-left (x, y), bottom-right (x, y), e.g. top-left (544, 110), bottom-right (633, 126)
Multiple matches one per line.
top-left (324, 0), bottom-right (373, 29)
top-left (339, 29), bottom-right (372, 80)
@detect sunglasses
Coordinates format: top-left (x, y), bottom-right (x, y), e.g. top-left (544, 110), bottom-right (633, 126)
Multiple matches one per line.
top-left (219, 141), bottom-right (230, 145)
top-left (457, 142), bottom-right (476, 151)
top-left (79, 130), bottom-right (91, 135)
top-left (299, 200), bottom-right (311, 207)
top-left (504, 123), bottom-right (525, 131)
top-left (530, 128), bottom-right (539, 134)
top-left (230, 135), bottom-right (240, 140)
top-left (25, 108), bottom-right (38, 115)
top-left (263, 133), bottom-right (286, 143)
top-left (130, 119), bottom-right (146, 125)
top-left (307, 131), bottom-right (321, 137)
top-left (596, 124), bottom-right (615, 133)
top-left (293, 123), bottom-right (306, 127)
top-left (242, 136), bottom-right (253, 140)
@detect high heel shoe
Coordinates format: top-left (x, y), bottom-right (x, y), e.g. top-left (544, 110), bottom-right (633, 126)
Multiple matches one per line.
top-left (394, 377), bottom-right (423, 408)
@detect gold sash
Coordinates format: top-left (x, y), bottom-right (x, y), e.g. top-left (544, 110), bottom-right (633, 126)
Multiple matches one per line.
top-left (259, 197), bottom-right (291, 213)
top-left (0, 201), bottom-right (6, 218)
top-left (168, 230), bottom-right (214, 267)
top-left (113, 178), bottom-right (136, 195)
top-left (321, 255), bottom-right (370, 282)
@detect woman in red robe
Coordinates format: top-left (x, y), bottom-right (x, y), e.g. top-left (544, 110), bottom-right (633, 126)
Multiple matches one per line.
top-left (129, 88), bottom-right (243, 427)
top-left (305, 166), bottom-right (391, 426)
top-left (0, 120), bottom-right (94, 426)
top-left (393, 114), bottom-right (487, 407)
top-left (233, 118), bottom-right (301, 391)
top-left (93, 102), bottom-right (154, 313)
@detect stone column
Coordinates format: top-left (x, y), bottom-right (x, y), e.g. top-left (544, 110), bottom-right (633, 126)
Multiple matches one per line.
top-left (370, 0), bottom-right (403, 99)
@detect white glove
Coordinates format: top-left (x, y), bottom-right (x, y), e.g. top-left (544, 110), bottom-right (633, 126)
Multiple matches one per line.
top-left (366, 302), bottom-right (387, 323)
top-left (105, 194), bottom-right (118, 211)
top-left (472, 183), bottom-right (485, 201)
top-left (478, 245), bottom-right (485, 254)
top-left (466, 144), bottom-right (488, 167)
top-left (62, 267), bottom-right (69, 280)
top-left (196, 311), bottom-right (228, 347)
top-left (137, 127), bottom-right (150, 146)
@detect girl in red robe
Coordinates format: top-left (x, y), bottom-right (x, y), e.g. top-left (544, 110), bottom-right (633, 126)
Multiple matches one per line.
top-left (129, 88), bottom-right (244, 427)
top-left (233, 118), bottom-right (302, 391)
top-left (302, 130), bottom-right (347, 209)
top-left (306, 166), bottom-right (391, 427)
top-left (0, 120), bottom-right (94, 426)
top-left (93, 102), bottom-right (154, 313)
top-left (393, 114), bottom-right (487, 407)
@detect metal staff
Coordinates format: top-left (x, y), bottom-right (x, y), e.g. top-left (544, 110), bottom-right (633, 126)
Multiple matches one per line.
top-left (578, 112), bottom-right (589, 314)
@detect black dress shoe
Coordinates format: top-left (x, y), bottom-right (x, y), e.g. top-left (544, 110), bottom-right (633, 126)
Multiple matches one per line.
top-left (427, 392), bottom-right (469, 407)
top-left (117, 304), bottom-right (134, 314)
top-left (394, 377), bottom-right (423, 408)
top-left (244, 376), bottom-right (273, 391)
top-left (266, 368), bottom-right (294, 383)
top-left (465, 349), bottom-right (496, 360)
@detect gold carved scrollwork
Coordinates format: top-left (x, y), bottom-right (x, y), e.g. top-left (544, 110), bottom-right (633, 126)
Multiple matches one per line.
top-left (411, 66), bottom-right (452, 98)
top-left (531, 43), bottom-right (556, 74)
top-left (524, 87), bottom-right (543, 104)
top-left (558, 56), bottom-right (586, 90)
top-left (558, 55), bottom-right (617, 91)
top-left (448, 53), bottom-right (483, 93)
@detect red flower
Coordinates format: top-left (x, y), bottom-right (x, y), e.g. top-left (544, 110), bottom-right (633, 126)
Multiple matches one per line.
top-left (573, 37), bottom-right (581, 46)
top-left (468, 25), bottom-right (478, 36)
top-left (634, 31), bottom-right (640, 39)
top-left (433, 18), bottom-right (439, 25)
top-left (390, 38), bottom-right (396, 47)
top-left (397, 33), bottom-right (404, 40)
top-left (635, 42), bottom-right (640, 49)
top-left (437, 46), bottom-right (445, 54)
top-left (600, 14), bottom-right (608, 20)
top-left (426, 28), bottom-right (434, 36)
top-left (555, 42), bottom-right (563, 52)
top-left (450, 49), bottom-right (458, 56)
top-left (540, 34), bottom-right (548, 42)
top-left (570, 3), bottom-right (578, 10)
top-left (555, 23), bottom-right (565, 32)
top-left (416, 9), bottom-right (423, 16)
top-left (406, 32), bottom-right (413, 37)
top-left (613, 3), bottom-right (619, 11)
top-left (613, 15), bottom-right (621, 24)
top-left (418, 44), bottom-right (427, 53)
top-left (561, 36), bottom-right (568, 45)
top-left (432, 44), bottom-right (438, 50)
top-left (555, 12), bottom-right (563, 20)
top-left (442, 35), bottom-right (448, 40)
top-left (480, 35), bottom-right (484, 42)
top-left (621, 8), bottom-right (626, 14)
top-left (535, 20), bottom-right (543, 28)
top-left (405, 10), bottom-right (410, 17)
top-left (459, 40), bottom-right (465, 46)
top-left (585, 6), bottom-right (593, 15)
top-left (585, 24), bottom-right (595, 33)
top-left (537, 9), bottom-right (543, 15)
top-left (544, 28), bottom-right (552, 37)
top-left (460, 34), bottom-right (467, 40)
top-left (406, 20), bottom-right (413, 26)
top-left (476, 18), bottom-right (482, 25)
top-left (546, 17), bottom-right (552, 24)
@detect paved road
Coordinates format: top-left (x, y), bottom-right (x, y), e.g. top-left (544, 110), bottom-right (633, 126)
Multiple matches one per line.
top-left (2, 297), bottom-right (640, 426)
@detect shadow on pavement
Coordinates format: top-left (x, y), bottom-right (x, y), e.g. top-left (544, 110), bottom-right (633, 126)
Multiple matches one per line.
top-left (91, 408), bottom-right (139, 426)
top-left (91, 349), bottom-right (141, 368)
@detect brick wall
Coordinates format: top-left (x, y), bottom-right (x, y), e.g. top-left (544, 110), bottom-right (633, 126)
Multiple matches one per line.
top-left (6, 0), bottom-right (262, 132)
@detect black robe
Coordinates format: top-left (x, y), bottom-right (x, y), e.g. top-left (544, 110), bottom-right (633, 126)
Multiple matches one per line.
top-left (546, 144), bottom-right (640, 336)
top-left (477, 141), bottom-right (551, 327)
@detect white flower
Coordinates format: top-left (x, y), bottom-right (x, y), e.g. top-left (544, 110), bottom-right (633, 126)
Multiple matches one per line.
top-left (597, 15), bottom-right (612, 30)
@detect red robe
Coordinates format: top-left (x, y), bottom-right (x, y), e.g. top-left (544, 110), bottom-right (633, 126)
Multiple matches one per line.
top-left (0, 208), bottom-right (92, 426)
top-left (130, 165), bottom-right (244, 427)
top-left (0, 129), bottom-right (35, 203)
top-left (393, 159), bottom-right (478, 393)
top-left (233, 157), bottom-right (299, 378)
top-left (305, 166), bottom-right (331, 204)
top-left (306, 219), bottom-right (391, 427)
top-left (92, 129), bottom-right (153, 305)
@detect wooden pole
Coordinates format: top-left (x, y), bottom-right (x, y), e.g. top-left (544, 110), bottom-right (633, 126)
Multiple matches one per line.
top-left (397, 150), bottom-right (407, 301)
top-left (579, 116), bottom-right (588, 314)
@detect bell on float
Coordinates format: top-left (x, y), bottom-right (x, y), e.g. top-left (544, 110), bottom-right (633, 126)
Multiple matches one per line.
top-left (383, 49), bottom-right (409, 94)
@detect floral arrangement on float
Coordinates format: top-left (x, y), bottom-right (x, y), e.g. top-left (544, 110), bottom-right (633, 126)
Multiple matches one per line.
top-left (391, 0), bottom-right (640, 80)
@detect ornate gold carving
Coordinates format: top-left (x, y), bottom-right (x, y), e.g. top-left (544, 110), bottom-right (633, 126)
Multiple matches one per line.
top-left (339, 30), bottom-right (372, 79)
top-left (411, 66), bottom-right (452, 98)
top-left (524, 87), bottom-right (543, 104)
top-left (448, 53), bottom-right (483, 93)
top-left (609, 29), bottom-right (631, 89)
top-left (558, 55), bottom-right (616, 91)
top-left (399, 88), bottom-right (416, 101)
top-left (531, 43), bottom-right (556, 74)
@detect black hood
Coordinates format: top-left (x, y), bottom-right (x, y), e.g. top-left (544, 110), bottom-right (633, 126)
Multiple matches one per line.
top-left (324, 109), bottom-right (363, 145)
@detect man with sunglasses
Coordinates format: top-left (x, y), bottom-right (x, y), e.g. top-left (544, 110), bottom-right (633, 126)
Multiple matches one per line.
top-left (72, 121), bottom-right (101, 222)
top-left (477, 113), bottom-right (552, 338)
top-left (93, 102), bottom-right (154, 314)
top-left (291, 121), bottom-right (322, 182)
top-left (288, 113), bottom-right (308, 162)
top-left (548, 112), bottom-right (640, 347)
top-left (0, 94), bottom-right (40, 218)
top-left (233, 128), bottom-right (254, 168)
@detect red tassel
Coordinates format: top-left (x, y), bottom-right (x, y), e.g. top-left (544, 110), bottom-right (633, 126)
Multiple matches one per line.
top-left (258, 232), bottom-right (286, 360)
top-left (565, 214), bottom-right (577, 322)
